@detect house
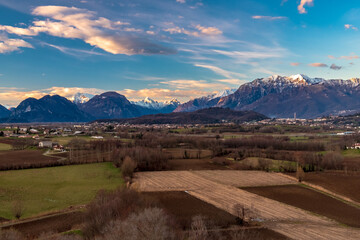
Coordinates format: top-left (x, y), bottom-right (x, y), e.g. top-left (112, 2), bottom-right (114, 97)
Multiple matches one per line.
top-left (353, 143), bottom-right (360, 149)
top-left (53, 143), bottom-right (65, 152)
top-left (39, 141), bottom-right (53, 148)
top-left (91, 136), bottom-right (104, 139)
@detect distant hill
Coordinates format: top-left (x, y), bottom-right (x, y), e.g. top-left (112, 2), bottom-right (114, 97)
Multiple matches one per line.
top-left (96, 107), bottom-right (268, 124)
top-left (0, 104), bottom-right (11, 119)
top-left (79, 91), bottom-right (155, 119)
top-left (7, 95), bottom-right (92, 122)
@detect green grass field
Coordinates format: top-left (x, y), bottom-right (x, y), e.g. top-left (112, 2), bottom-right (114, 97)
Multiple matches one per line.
top-left (0, 163), bottom-right (123, 220)
top-left (52, 136), bottom-right (92, 145)
top-left (342, 149), bottom-right (360, 157)
top-left (0, 143), bottom-right (12, 151)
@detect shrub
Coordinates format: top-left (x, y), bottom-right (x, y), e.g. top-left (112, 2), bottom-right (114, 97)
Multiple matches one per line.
top-left (12, 200), bottom-right (24, 219)
top-left (0, 228), bottom-right (23, 240)
top-left (121, 156), bottom-right (137, 179)
top-left (98, 208), bottom-right (175, 240)
top-left (82, 188), bottom-right (156, 239)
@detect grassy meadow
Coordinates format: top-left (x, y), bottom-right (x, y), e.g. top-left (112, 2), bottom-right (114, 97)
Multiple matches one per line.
top-left (0, 162), bottom-right (123, 220)
top-left (0, 143), bottom-right (12, 151)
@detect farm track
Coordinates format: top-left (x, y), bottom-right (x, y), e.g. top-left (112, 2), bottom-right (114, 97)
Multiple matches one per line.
top-left (133, 170), bottom-right (360, 240)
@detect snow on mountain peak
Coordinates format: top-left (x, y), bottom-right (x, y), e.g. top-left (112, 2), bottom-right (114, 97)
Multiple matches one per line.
top-left (73, 93), bottom-right (94, 104)
top-left (133, 97), bottom-right (180, 109)
top-left (261, 74), bottom-right (324, 86)
top-left (208, 89), bottom-right (236, 100)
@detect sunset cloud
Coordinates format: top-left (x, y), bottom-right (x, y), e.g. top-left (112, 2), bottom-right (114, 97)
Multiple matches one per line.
top-left (298, 0), bottom-right (314, 14)
top-left (0, 35), bottom-right (33, 53)
top-left (0, 5), bottom-right (175, 55)
top-left (328, 54), bottom-right (359, 60)
top-left (309, 63), bottom-right (328, 67)
top-left (290, 62), bottom-right (301, 66)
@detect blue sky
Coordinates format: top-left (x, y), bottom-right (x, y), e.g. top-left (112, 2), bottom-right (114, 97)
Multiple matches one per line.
top-left (0, 0), bottom-right (359, 106)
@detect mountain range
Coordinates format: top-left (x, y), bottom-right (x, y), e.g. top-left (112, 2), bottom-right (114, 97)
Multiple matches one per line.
top-left (176, 74), bottom-right (360, 118)
top-left (0, 74), bottom-right (359, 122)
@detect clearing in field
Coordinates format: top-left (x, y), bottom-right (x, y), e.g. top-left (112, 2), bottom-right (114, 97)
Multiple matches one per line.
top-left (0, 163), bottom-right (123, 220)
top-left (0, 143), bottom-right (11, 151)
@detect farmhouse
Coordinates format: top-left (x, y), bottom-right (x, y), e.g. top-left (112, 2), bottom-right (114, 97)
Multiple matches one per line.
top-left (39, 141), bottom-right (53, 148)
top-left (353, 143), bottom-right (360, 149)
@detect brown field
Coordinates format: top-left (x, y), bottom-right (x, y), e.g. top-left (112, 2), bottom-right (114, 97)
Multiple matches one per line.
top-left (143, 191), bottom-right (237, 229)
top-left (133, 170), bottom-right (360, 240)
top-left (243, 185), bottom-right (360, 228)
top-left (144, 191), bottom-right (288, 239)
top-left (1, 211), bottom-right (84, 238)
top-left (0, 150), bottom-right (62, 170)
top-left (288, 171), bottom-right (360, 203)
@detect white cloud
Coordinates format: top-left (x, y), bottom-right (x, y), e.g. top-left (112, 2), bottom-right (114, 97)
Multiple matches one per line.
top-left (176, 0), bottom-right (186, 3)
top-left (0, 35), bottom-right (33, 53)
top-left (164, 25), bottom-right (222, 37)
top-left (298, 0), bottom-right (314, 14)
top-left (194, 64), bottom-right (246, 78)
top-left (0, 5), bottom-right (175, 55)
top-left (344, 24), bottom-right (358, 31)
top-left (252, 16), bottom-right (287, 20)
top-left (217, 79), bottom-right (246, 85)
top-left (213, 49), bottom-right (284, 61)
top-left (160, 79), bottom-right (227, 90)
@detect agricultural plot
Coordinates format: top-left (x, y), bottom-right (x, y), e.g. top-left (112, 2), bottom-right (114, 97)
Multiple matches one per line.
top-left (243, 185), bottom-right (360, 228)
top-left (0, 150), bottom-right (61, 170)
top-left (0, 163), bottom-right (123, 220)
top-left (294, 171), bottom-right (360, 203)
top-left (133, 170), bottom-right (360, 240)
top-left (0, 143), bottom-right (11, 151)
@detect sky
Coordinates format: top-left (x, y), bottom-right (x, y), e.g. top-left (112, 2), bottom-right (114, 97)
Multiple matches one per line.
top-left (0, 0), bottom-right (359, 107)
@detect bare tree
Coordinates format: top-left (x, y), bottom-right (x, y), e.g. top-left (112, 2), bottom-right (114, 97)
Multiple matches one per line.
top-left (189, 215), bottom-right (209, 240)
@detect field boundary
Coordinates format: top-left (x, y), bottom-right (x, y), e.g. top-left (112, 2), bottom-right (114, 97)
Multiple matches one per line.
top-left (279, 173), bottom-right (360, 208)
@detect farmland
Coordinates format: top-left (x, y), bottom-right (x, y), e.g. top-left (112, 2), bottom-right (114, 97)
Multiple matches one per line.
top-left (0, 143), bottom-right (11, 151)
top-left (1, 123), bottom-right (360, 239)
top-left (133, 170), bottom-right (360, 240)
top-left (0, 163), bottom-right (123, 220)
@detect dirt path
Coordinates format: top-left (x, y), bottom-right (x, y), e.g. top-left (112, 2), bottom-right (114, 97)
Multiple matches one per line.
top-left (133, 170), bottom-right (360, 240)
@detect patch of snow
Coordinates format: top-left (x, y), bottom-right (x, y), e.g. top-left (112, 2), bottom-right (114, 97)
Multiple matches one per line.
top-left (73, 93), bottom-right (94, 104)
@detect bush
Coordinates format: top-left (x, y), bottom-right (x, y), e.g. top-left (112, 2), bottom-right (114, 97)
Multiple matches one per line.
top-left (321, 152), bottom-right (344, 170)
top-left (0, 228), bottom-right (23, 240)
top-left (98, 208), bottom-right (176, 240)
top-left (121, 156), bottom-right (137, 179)
top-left (82, 188), bottom-right (156, 239)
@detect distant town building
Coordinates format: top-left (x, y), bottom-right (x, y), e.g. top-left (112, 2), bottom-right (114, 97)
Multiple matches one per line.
top-left (39, 141), bottom-right (53, 148)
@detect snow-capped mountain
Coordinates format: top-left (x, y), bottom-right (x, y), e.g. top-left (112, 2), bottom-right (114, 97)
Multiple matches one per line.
top-left (174, 89), bottom-right (236, 112)
top-left (216, 74), bottom-right (360, 118)
top-left (175, 74), bottom-right (360, 118)
top-left (132, 97), bottom-right (180, 113)
top-left (72, 93), bottom-right (94, 105)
